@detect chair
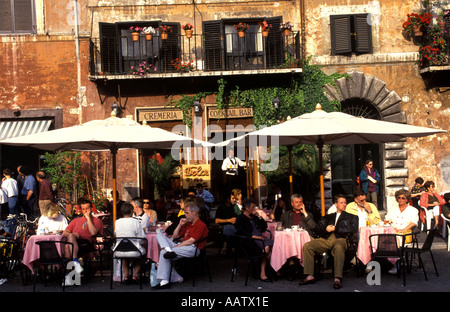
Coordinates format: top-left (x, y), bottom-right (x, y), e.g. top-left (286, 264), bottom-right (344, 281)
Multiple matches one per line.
top-left (440, 214), bottom-right (450, 251)
top-left (34, 240), bottom-right (74, 292)
top-left (403, 229), bottom-right (439, 281)
top-left (90, 234), bottom-right (112, 279)
top-left (110, 237), bottom-right (147, 289)
top-left (369, 233), bottom-right (407, 286)
top-left (420, 206), bottom-right (434, 232)
top-left (230, 234), bottom-right (268, 286)
top-left (168, 236), bottom-right (212, 287)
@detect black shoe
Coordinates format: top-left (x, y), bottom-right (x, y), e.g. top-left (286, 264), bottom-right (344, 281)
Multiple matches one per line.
top-left (163, 251), bottom-right (177, 259)
top-left (151, 282), bottom-right (171, 290)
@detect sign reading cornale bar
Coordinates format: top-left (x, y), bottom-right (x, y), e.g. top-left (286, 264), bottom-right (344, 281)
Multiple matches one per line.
top-left (137, 108), bottom-right (183, 122)
top-left (208, 107), bottom-right (253, 119)
top-left (182, 164), bottom-right (211, 189)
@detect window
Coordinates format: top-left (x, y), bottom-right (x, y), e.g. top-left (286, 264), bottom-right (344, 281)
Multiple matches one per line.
top-left (0, 0), bottom-right (36, 34)
top-left (203, 17), bottom-right (283, 71)
top-left (330, 14), bottom-right (372, 55)
top-left (98, 21), bottom-right (180, 74)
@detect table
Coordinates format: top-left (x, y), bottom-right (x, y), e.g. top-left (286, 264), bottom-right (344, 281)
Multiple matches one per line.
top-left (146, 231), bottom-right (162, 263)
top-left (265, 221), bottom-right (278, 238)
top-left (270, 229), bottom-right (311, 272)
top-left (22, 234), bottom-right (65, 272)
top-left (357, 226), bottom-right (397, 265)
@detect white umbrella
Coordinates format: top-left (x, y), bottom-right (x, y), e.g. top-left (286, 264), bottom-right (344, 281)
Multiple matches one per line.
top-left (0, 114), bottom-right (211, 224)
top-left (216, 104), bottom-right (447, 215)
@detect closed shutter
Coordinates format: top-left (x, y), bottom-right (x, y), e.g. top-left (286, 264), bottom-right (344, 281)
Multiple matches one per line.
top-left (0, 1), bottom-right (12, 32)
top-left (354, 14), bottom-right (372, 54)
top-left (265, 16), bottom-right (283, 68)
top-left (203, 20), bottom-right (224, 71)
top-left (159, 22), bottom-right (181, 72)
top-left (99, 22), bottom-right (121, 74)
top-left (330, 15), bottom-right (352, 55)
top-left (14, 0), bottom-right (33, 32)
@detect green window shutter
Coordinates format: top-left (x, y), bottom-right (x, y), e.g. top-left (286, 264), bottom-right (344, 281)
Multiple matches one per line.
top-left (330, 15), bottom-right (352, 55)
top-left (354, 14), bottom-right (372, 54)
top-left (203, 20), bottom-right (224, 71)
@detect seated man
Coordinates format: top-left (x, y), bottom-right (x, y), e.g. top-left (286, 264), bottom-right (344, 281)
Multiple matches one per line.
top-left (215, 192), bottom-right (238, 255)
top-left (280, 194), bottom-right (317, 236)
top-left (299, 194), bottom-right (358, 289)
top-left (346, 188), bottom-right (381, 228)
top-left (196, 183), bottom-right (214, 211)
top-left (62, 199), bottom-right (103, 278)
top-left (153, 204), bottom-right (209, 289)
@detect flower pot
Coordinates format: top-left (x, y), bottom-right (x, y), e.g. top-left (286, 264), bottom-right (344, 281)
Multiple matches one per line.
top-left (145, 33), bottom-right (153, 41)
top-left (131, 32), bottom-right (140, 42)
top-left (413, 25), bottom-right (423, 37)
top-left (283, 29), bottom-right (291, 36)
top-left (185, 29), bottom-right (193, 39)
top-left (238, 31), bottom-right (245, 38)
top-left (262, 30), bottom-right (269, 37)
top-left (161, 32), bottom-right (168, 40)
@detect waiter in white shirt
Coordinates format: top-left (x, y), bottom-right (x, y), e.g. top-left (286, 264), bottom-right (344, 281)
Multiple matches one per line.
top-left (221, 148), bottom-right (246, 196)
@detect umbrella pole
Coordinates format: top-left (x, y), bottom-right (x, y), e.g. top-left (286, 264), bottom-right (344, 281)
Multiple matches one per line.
top-left (288, 146), bottom-right (293, 198)
top-left (317, 138), bottom-right (325, 216)
top-left (111, 146), bottom-right (118, 231)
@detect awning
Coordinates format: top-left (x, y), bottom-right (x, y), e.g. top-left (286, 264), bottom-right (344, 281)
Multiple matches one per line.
top-left (0, 120), bottom-right (52, 140)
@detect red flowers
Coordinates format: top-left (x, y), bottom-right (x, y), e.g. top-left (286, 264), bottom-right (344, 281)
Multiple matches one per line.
top-left (171, 59), bottom-right (195, 72)
top-left (402, 12), bottom-right (433, 34)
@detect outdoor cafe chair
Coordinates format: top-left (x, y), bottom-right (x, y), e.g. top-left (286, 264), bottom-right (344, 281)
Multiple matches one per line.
top-left (440, 214), bottom-right (450, 251)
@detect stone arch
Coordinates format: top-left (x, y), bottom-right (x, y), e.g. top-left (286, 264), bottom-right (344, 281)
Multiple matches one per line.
top-left (324, 70), bottom-right (408, 210)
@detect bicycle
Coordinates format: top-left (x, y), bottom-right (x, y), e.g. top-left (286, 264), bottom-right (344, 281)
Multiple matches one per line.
top-left (55, 198), bottom-right (75, 223)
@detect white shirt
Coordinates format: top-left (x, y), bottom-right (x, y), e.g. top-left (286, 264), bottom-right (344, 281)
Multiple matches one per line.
top-left (355, 207), bottom-right (368, 229)
top-left (114, 217), bottom-right (146, 254)
top-left (133, 211), bottom-right (151, 230)
top-left (385, 205), bottom-right (418, 230)
top-left (0, 189), bottom-right (7, 204)
top-left (37, 214), bottom-right (68, 233)
top-left (1, 178), bottom-right (18, 198)
top-left (221, 156), bottom-right (245, 175)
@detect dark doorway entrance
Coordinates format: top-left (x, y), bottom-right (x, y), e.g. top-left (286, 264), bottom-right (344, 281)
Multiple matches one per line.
top-left (330, 99), bottom-right (384, 210)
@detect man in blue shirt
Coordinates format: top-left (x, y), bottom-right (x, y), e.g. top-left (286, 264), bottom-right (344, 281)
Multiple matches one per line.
top-left (19, 165), bottom-right (36, 218)
top-left (196, 183), bottom-right (214, 211)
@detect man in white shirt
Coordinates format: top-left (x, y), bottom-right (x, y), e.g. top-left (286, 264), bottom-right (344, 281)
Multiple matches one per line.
top-left (221, 148), bottom-right (246, 196)
top-left (1, 168), bottom-right (19, 215)
top-left (131, 197), bottom-right (151, 231)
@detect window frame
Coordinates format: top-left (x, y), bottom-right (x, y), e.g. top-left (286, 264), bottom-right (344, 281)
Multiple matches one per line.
top-left (330, 13), bottom-right (372, 56)
top-left (0, 0), bottom-right (36, 34)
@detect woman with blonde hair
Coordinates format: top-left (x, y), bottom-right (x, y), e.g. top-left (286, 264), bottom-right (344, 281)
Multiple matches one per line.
top-left (37, 202), bottom-right (68, 234)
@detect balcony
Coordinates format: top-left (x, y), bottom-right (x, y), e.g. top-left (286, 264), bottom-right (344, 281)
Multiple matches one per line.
top-left (88, 30), bottom-right (302, 81)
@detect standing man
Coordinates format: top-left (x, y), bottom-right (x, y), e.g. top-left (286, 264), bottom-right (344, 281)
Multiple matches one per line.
top-left (131, 197), bottom-right (151, 231)
top-left (346, 189), bottom-right (381, 228)
top-left (196, 183), bottom-right (214, 211)
top-left (63, 199), bottom-right (103, 283)
top-left (299, 194), bottom-right (358, 289)
top-left (36, 171), bottom-right (53, 217)
top-left (19, 165), bottom-right (36, 218)
top-left (221, 148), bottom-right (246, 196)
top-left (1, 169), bottom-right (19, 215)
top-left (153, 204), bottom-right (209, 289)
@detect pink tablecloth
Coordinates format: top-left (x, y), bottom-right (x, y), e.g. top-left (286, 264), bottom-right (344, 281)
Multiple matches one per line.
top-left (145, 232), bottom-right (162, 263)
top-left (264, 222), bottom-right (277, 238)
top-left (22, 234), bottom-right (65, 272)
top-left (270, 229), bottom-right (311, 272)
top-left (357, 226), bottom-right (397, 265)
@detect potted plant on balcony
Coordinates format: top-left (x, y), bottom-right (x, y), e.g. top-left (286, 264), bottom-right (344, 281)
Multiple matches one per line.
top-left (129, 62), bottom-right (157, 76)
top-left (402, 12), bottom-right (433, 37)
top-left (158, 25), bottom-right (173, 40)
top-left (182, 23), bottom-right (194, 39)
top-left (280, 21), bottom-right (293, 36)
top-left (258, 21), bottom-right (272, 37)
top-left (143, 26), bottom-right (155, 41)
top-left (129, 26), bottom-right (143, 41)
top-left (234, 22), bottom-right (249, 38)
top-left (171, 58), bottom-right (195, 73)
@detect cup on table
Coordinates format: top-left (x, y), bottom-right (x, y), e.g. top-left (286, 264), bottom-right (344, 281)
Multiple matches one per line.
top-left (291, 225), bottom-right (299, 231)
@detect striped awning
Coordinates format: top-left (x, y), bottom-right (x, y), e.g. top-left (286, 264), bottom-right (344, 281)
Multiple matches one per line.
top-left (0, 120), bottom-right (52, 140)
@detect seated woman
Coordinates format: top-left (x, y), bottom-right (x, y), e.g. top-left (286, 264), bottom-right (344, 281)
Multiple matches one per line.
top-left (37, 203), bottom-right (68, 234)
top-left (113, 202), bottom-right (146, 284)
top-left (419, 181), bottom-right (445, 229)
top-left (234, 197), bottom-right (273, 282)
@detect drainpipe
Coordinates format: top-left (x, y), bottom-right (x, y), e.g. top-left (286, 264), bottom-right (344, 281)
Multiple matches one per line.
top-left (74, 0), bottom-right (82, 124)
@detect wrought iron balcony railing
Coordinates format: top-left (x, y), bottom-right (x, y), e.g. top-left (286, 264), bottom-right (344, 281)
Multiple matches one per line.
top-left (89, 30), bottom-right (301, 77)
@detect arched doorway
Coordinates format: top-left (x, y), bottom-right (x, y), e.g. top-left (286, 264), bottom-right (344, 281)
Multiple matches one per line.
top-left (325, 71), bottom-right (408, 212)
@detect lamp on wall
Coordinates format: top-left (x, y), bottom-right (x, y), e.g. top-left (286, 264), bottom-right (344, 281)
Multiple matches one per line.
top-left (193, 100), bottom-right (201, 115)
top-left (111, 102), bottom-right (121, 117)
top-left (13, 109), bottom-right (21, 117)
top-left (272, 97), bottom-right (280, 111)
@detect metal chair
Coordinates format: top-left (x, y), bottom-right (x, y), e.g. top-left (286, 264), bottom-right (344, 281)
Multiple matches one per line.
top-left (440, 214), bottom-right (450, 251)
top-left (403, 229), bottom-right (439, 281)
top-left (369, 233), bottom-right (407, 286)
top-left (110, 237), bottom-right (147, 289)
top-left (34, 240), bottom-right (74, 292)
top-left (230, 234), bottom-right (268, 286)
top-left (168, 236), bottom-right (212, 287)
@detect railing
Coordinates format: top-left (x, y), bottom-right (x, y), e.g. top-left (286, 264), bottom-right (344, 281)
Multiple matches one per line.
top-left (89, 30), bottom-right (301, 76)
